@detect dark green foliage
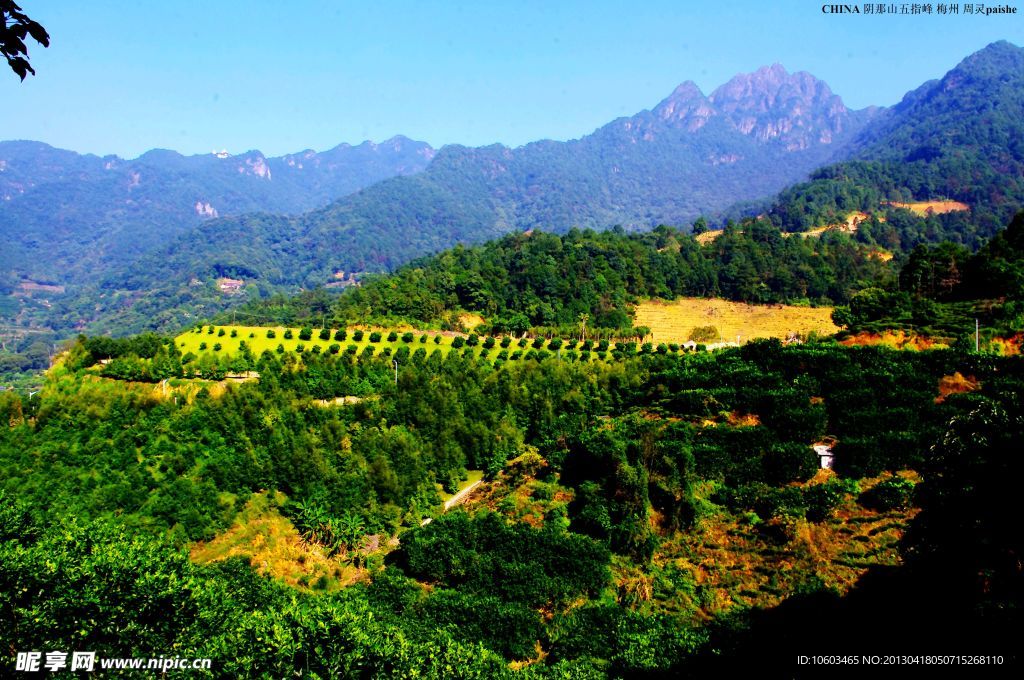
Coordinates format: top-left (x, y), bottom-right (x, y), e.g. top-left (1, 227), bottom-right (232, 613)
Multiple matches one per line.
top-left (399, 511), bottom-right (611, 608)
top-left (859, 477), bottom-right (915, 511)
top-left (298, 327), bottom-right (313, 341)
top-left (318, 328), bottom-right (331, 340)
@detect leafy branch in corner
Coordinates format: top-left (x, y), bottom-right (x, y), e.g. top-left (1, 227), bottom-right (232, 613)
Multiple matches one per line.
top-left (2, 1), bottom-right (49, 80)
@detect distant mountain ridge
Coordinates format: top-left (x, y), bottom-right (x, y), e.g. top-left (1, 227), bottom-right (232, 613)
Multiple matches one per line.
top-left (769, 40), bottom-right (1024, 249)
top-left (0, 135), bottom-right (435, 286)
top-left (10, 42), bottom-right (1024, 336)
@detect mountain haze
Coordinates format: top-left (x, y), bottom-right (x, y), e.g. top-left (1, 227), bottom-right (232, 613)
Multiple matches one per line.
top-left (51, 65), bottom-right (881, 333)
top-left (0, 136), bottom-right (435, 287)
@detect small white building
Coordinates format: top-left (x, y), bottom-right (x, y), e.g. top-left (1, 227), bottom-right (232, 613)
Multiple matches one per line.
top-left (814, 443), bottom-right (835, 469)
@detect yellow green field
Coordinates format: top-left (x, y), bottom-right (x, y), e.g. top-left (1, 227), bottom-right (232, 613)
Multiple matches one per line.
top-left (635, 298), bottom-right (839, 344)
top-left (176, 324), bottom-right (473, 360)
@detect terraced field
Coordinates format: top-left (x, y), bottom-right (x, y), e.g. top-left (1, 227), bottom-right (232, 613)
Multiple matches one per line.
top-left (635, 298), bottom-right (839, 344)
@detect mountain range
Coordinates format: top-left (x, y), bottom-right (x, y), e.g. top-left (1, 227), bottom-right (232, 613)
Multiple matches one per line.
top-left (0, 136), bottom-right (435, 287)
top-left (2, 41), bottom-right (1023, 336)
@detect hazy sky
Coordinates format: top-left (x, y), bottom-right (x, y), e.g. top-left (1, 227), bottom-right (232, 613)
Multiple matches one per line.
top-left (2, 1), bottom-right (1021, 158)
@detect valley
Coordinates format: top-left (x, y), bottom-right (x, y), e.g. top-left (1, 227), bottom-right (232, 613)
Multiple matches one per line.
top-left (1, 25), bottom-right (1022, 677)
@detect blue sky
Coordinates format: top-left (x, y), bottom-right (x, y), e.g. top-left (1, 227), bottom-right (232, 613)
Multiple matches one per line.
top-left (1, 1), bottom-right (1020, 158)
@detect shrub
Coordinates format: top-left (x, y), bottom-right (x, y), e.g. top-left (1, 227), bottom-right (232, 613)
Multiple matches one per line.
top-left (466, 334), bottom-right (479, 347)
top-left (656, 343), bottom-right (668, 354)
top-left (207, 326), bottom-right (214, 334)
top-left (597, 340), bottom-right (609, 352)
top-left (859, 477), bottom-right (915, 511)
top-left (299, 327), bottom-right (313, 341)
top-left (362, 346), bottom-right (375, 357)
top-left (518, 337), bottom-right (529, 348)
top-left (346, 345), bottom-right (358, 355)
top-left (452, 336), bottom-right (465, 349)
top-left (399, 332), bottom-right (412, 343)
top-left (319, 328), bottom-right (331, 340)
top-left (218, 328), bottom-right (226, 337)
top-left (352, 330), bottom-right (364, 341)
top-left (387, 331), bottom-right (398, 342)
top-left (311, 345), bottom-right (322, 354)
top-left (334, 329), bottom-right (347, 341)
top-left (419, 334), bottom-right (428, 343)
top-left (213, 343), bottom-right (222, 352)
top-left (199, 342), bottom-right (207, 350)
top-left (370, 332), bottom-right (382, 343)
top-left (483, 337), bottom-right (496, 349)
top-left (284, 329), bottom-right (294, 340)
top-left (497, 350), bottom-right (509, 360)
top-left (433, 335), bottom-right (442, 344)
top-left (500, 337), bottom-right (511, 348)
top-left (689, 326), bottom-right (718, 343)
top-left (295, 344), bottom-right (305, 353)
top-left (548, 338), bottom-right (563, 351)
top-left (328, 344), bottom-right (341, 354)
top-left (230, 329), bottom-right (238, 338)
top-left (276, 344), bottom-right (285, 354)
top-left (266, 329), bottom-right (276, 339)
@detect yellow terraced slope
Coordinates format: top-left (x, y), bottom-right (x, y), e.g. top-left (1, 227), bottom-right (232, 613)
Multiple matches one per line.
top-left (635, 298), bottom-right (839, 344)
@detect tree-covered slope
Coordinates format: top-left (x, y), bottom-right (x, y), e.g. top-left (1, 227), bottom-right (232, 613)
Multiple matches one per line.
top-left (769, 40), bottom-right (1024, 247)
top-left (46, 65), bottom-right (875, 334)
top-left (0, 136), bottom-right (435, 288)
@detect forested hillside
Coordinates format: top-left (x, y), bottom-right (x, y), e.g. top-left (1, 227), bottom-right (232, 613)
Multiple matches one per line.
top-left (770, 41), bottom-right (1024, 248)
top-left (219, 223), bottom-right (889, 336)
top-left (2, 331), bottom-right (1020, 675)
top-left (0, 136), bottom-right (434, 307)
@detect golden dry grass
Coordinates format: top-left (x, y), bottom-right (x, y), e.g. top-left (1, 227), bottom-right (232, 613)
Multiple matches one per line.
top-left (887, 200), bottom-right (969, 216)
top-left (190, 491), bottom-right (363, 592)
top-left (839, 330), bottom-right (948, 351)
top-left (935, 372), bottom-right (981, 403)
top-left (635, 298), bottom-right (839, 344)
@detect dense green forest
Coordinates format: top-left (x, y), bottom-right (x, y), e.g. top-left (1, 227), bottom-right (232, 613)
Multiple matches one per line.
top-left (770, 41), bottom-right (1024, 247)
top-left (214, 223), bottom-right (889, 336)
top-left (2, 328), bottom-right (1021, 675)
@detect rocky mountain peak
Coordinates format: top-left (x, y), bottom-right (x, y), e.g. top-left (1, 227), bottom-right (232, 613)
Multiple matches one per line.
top-left (709, 64), bottom-right (852, 149)
top-left (652, 80), bottom-right (715, 132)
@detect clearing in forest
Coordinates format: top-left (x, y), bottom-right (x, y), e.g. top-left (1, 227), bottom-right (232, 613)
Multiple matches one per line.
top-left (635, 298), bottom-right (839, 344)
top-left (190, 491), bottom-right (362, 592)
top-left (886, 200), bottom-right (969, 216)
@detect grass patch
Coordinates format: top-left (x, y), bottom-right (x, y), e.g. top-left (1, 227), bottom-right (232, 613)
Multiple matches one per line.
top-left (635, 298), bottom-right (838, 345)
top-left (190, 491), bottom-right (362, 592)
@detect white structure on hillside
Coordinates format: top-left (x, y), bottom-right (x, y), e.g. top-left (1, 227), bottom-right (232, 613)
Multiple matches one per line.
top-left (814, 443), bottom-right (835, 469)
